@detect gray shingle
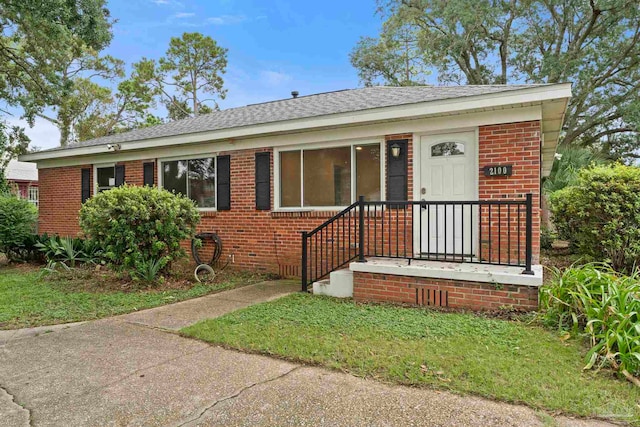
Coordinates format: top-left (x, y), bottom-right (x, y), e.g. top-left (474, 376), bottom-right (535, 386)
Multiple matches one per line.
top-left (47, 85), bottom-right (548, 152)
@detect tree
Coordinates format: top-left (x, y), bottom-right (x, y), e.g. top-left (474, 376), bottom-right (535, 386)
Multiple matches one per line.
top-left (0, 0), bottom-right (113, 122)
top-left (37, 51), bottom-right (123, 145)
top-left (74, 62), bottom-right (159, 141)
top-left (140, 33), bottom-right (227, 119)
top-left (352, 0), bottom-right (640, 160)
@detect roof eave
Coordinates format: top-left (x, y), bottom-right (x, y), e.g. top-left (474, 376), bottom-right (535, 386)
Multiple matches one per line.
top-left (20, 83), bottom-right (572, 163)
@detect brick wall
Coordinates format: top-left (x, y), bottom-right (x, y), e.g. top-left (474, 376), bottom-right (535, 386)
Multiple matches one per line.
top-left (478, 121), bottom-right (541, 264)
top-left (36, 120), bottom-right (541, 275)
top-left (39, 165), bottom-right (91, 236)
top-left (353, 271), bottom-right (539, 311)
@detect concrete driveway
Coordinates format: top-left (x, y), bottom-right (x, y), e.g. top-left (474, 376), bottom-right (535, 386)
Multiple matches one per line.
top-left (0, 281), bottom-right (616, 427)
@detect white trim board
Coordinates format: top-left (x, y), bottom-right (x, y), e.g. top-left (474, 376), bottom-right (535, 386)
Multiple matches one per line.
top-left (31, 106), bottom-right (543, 169)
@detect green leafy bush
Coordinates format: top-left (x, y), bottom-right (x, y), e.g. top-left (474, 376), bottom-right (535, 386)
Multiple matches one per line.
top-left (0, 193), bottom-right (37, 261)
top-left (79, 185), bottom-right (200, 274)
top-left (540, 263), bottom-right (640, 384)
top-left (550, 164), bottom-right (640, 273)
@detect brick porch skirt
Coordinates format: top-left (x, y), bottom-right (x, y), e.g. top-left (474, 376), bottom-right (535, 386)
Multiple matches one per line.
top-left (352, 271), bottom-right (539, 311)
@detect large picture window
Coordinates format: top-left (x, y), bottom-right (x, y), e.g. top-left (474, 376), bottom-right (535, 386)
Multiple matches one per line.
top-left (162, 157), bottom-right (216, 208)
top-left (279, 143), bottom-right (381, 208)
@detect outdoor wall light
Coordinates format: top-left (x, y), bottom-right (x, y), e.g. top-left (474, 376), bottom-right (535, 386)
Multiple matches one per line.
top-left (106, 143), bottom-right (121, 152)
top-left (390, 143), bottom-right (401, 158)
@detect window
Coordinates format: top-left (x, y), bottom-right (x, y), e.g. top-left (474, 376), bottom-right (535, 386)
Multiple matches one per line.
top-left (431, 142), bottom-right (465, 157)
top-left (279, 143), bottom-right (381, 208)
top-left (96, 166), bottom-right (115, 192)
top-left (27, 186), bottom-right (39, 207)
top-left (162, 157), bottom-right (216, 208)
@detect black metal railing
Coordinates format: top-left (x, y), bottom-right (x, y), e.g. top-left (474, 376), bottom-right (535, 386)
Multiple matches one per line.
top-left (301, 194), bottom-right (534, 291)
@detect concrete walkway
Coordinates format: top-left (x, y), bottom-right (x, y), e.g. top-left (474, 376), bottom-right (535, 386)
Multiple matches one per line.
top-left (0, 280), bottom-right (618, 427)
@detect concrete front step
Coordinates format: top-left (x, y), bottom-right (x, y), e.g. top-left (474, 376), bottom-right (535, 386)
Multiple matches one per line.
top-left (312, 269), bottom-right (353, 298)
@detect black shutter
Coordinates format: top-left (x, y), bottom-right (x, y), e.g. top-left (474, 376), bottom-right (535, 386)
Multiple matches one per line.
top-left (115, 164), bottom-right (125, 186)
top-left (217, 155), bottom-right (231, 210)
top-left (81, 168), bottom-right (91, 203)
top-left (255, 152), bottom-right (271, 210)
top-left (386, 139), bottom-right (408, 207)
top-left (143, 162), bottom-right (154, 186)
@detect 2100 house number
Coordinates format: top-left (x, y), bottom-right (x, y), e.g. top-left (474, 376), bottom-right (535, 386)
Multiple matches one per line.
top-left (483, 165), bottom-right (513, 177)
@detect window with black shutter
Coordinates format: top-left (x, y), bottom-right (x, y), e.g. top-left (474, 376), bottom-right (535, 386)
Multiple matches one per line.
top-left (115, 164), bottom-right (125, 186)
top-left (143, 162), bottom-right (154, 186)
top-left (255, 152), bottom-right (271, 210)
top-left (216, 155), bottom-right (231, 210)
top-left (81, 168), bottom-right (91, 203)
top-left (386, 139), bottom-right (408, 207)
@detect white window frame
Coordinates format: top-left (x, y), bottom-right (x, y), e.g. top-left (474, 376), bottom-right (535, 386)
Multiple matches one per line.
top-left (93, 163), bottom-right (116, 195)
top-left (27, 186), bottom-right (39, 207)
top-left (157, 154), bottom-right (218, 212)
top-left (274, 139), bottom-right (385, 211)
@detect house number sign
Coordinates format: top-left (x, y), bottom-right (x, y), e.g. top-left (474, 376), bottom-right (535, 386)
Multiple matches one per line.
top-left (483, 165), bottom-right (513, 177)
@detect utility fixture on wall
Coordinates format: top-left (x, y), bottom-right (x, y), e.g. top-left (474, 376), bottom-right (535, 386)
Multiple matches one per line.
top-left (390, 143), bottom-right (401, 158)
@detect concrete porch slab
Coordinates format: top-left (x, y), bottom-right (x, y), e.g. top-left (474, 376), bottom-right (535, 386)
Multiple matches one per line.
top-left (350, 257), bottom-right (543, 287)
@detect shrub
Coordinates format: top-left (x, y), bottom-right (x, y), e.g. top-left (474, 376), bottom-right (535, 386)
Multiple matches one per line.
top-left (540, 263), bottom-right (640, 385)
top-left (0, 193), bottom-right (37, 261)
top-left (79, 185), bottom-right (200, 273)
top-left (550, 163), bottom-right (640, 273)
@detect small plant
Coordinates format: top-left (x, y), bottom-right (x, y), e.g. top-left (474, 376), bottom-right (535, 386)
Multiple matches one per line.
top-left (540, 263), bottom-right (640, 386)
top-left (132, 257), bottom-right (168, 284)
top-left (0, 193), bottom-right (37, 261)
top-left (35, 236), bottom-right (102, 269)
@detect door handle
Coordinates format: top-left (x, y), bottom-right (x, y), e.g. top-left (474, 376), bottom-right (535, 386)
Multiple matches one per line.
top-left (421, 199), bottom-right (427, 210)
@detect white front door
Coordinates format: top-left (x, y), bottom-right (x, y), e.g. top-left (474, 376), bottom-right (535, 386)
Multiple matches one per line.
top-left (419, 132), bottom-right (476, 257)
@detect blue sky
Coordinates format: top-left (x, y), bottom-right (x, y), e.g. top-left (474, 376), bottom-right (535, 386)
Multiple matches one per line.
top-left (12, 0), bottom-right (387, 150)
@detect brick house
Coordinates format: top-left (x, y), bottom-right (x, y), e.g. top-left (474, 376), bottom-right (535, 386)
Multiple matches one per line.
top-left (20, 85), bottom-right (571, 310)
top-left (5, 160), bottom-right (39, 207)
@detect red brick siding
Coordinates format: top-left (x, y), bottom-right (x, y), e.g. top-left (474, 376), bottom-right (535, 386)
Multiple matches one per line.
top-left (478, 121), bottom-right (541, 264)
top-left (36, 120), bottom-right (541, 274)
top-left (353, 271), bottom-right (539, 311)
top-left (38, 165), bottom-right (91, 236)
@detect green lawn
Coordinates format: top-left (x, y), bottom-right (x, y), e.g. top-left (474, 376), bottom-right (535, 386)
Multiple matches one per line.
top-left (0, 266), bottom-right (255, 329)
top-left (182, 293), bottom-right (640, 424)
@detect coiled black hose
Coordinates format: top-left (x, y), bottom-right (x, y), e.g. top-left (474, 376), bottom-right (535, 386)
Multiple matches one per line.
top-left (191, 232), bottom-right (222, 266)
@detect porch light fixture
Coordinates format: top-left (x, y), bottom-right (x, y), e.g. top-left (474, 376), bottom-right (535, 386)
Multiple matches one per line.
top-left (106, 143), bottom-right (121, 152)
top-left (390, 143), bottom-right (401, 158)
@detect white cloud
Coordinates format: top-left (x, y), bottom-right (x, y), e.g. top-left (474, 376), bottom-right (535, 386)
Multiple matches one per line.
top-left (174, 12), bottom-right (195, 19)
top-left (207, 15), bottom-right (247, 25)
top-left (5, 117), bottom-right (61, 151)
top-left (151, 0), bottom-right (169, 4)
top-left (260, 70), bottom-right (292, 87)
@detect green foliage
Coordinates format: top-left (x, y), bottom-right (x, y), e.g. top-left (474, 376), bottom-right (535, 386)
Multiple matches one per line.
top-left (0, 0), bottom-right (113, 122)
top-left (79, 185), bottom-right (200, 274)
top-left (131, 257), bottom-right (168, 284)
top-left (540, 264), bottom-right (640, 383)
top-left (0, 194), bottom-right (37, 261)
top-left (139, 33), bottom-right (228, 118)
top-left (352, 0), bottom-right (640, 159)
top-left (550, 164), bottom-right (640, 272)
top-left (540, 225), bottom-right (555, 251)
top-left (35, 236), bottom-right (103, 270)
top-left (0, 121), bottom-right (30, 173)
top-left (543, 145), bottom-right (607, 194)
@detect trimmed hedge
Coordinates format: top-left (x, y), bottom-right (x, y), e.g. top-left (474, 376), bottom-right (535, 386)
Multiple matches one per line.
top-left (79, 185), bottom-right (200, 271)
top-left (550, 164), bottom-right (640, 273)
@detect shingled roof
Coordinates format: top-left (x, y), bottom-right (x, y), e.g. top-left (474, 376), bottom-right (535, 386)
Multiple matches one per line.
top-left (44, 85), bottom-right (549, 152)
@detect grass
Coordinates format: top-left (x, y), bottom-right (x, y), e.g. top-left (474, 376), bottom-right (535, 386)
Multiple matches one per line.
top-left (0, 265), bottom-right (263, 329)
top-left (182, 294), bottom-right (640, 424)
